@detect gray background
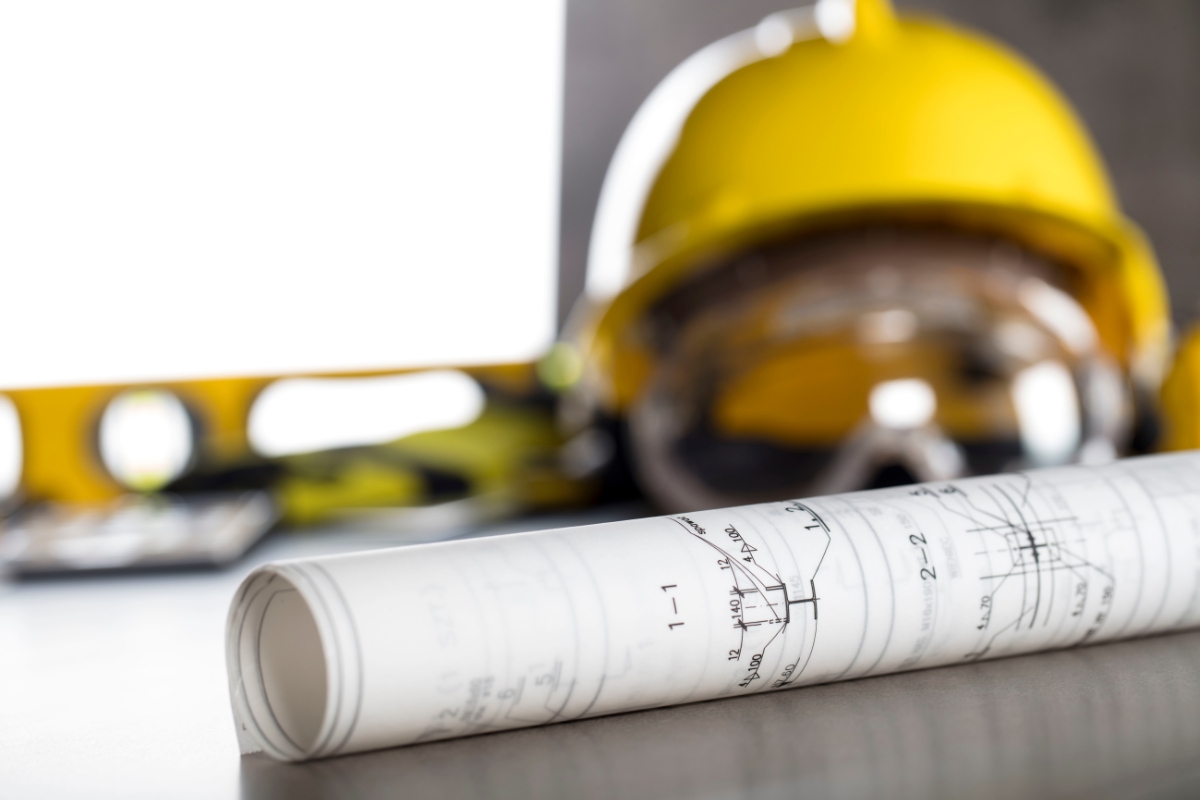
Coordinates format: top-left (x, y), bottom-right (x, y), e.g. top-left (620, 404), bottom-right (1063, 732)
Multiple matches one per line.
top-left (557, 0), bottom-right (1200, 329)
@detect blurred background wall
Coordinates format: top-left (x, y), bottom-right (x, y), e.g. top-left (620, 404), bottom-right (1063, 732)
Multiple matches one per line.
top-left (557, 0), bottom-right (1200, 328)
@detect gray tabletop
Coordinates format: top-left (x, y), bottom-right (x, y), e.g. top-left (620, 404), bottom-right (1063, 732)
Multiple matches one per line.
top-left (4, 509), bottom-right (1200, 800)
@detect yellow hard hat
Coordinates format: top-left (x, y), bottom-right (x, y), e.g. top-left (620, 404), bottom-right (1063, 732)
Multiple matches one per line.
top-left (574, 0), bottom-right (1169, 416)
top-left (560, 0), bottom-right (1173, 509)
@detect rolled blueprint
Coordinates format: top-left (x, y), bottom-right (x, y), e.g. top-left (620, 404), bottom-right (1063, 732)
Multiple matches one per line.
top-left (227, 452), bottom-right (1200, 761)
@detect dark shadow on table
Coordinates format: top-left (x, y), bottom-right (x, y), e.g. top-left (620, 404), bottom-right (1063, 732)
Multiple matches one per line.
top-left (242, 631), bottom-right (1200, 800)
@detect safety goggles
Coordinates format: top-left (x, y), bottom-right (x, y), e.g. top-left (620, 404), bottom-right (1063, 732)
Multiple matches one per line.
top-left (625, 227), bottom-right (1130, 511)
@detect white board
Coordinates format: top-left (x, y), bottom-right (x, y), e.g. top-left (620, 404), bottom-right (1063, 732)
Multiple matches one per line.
top-left (0, 0), bottom-right (563, 389)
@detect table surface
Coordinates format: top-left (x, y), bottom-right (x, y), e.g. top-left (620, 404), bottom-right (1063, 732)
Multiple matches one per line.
top-left (4, 506), bottom-right (1200, 800)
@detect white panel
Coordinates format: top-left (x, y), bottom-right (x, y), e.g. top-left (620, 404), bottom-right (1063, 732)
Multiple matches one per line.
top-left (248, 371), bottom-right (485, 457)
top-left (0, 396), bottom-right (22, 499)
top-left (0, 0), bottom-right (563, 389)
top-left (98, 389), bottom-right (195, 490)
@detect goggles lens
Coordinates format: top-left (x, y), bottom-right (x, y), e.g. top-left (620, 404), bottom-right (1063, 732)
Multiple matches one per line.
top-left (629, 230), bottom-right (1128, 511)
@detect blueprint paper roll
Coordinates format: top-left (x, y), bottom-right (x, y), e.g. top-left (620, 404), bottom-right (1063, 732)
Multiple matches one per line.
top-left (227, 452), bottom-right (1200, 761)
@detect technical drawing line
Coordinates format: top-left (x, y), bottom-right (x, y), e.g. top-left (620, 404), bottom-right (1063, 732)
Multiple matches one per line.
top-left (1103, 476), bottom-right (1145, 640)
top-left (832, 497), bottom-right (898, 680)
top-left (559, 535), bottom-right (613, 720)
top-left (788, 501), bottom-right (831, 532)
top-left (964, 516), bottom-right (1078, 533)
top-left (787, 580), bottom-right (820, 620)
top-left (1126, 470), bottom-right (1175, 632)
top-left (668, 517), bottom-right (785, 615)
top-left (994, 482), bottom-right (1045, 630)
top-left (975, 484), bottom-right (1033, 632)
top-left (1019, 471), bottom-right (1033, 508)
